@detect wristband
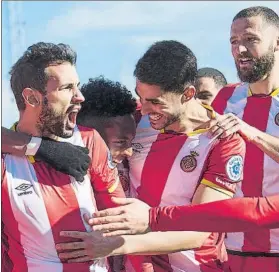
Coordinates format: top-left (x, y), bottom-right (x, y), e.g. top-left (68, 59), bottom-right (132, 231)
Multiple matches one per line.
top-left (25, 137), bottom-right (42, 156)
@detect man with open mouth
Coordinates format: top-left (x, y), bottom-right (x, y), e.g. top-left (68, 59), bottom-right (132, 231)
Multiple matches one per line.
top-left (1, 42), bottom-right (125, 272)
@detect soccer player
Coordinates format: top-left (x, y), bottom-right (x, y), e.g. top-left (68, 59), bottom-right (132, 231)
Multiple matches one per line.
top-left (74, 7), bottom-right (279, 272)
top-left (208, 6), bottom-right (279, 272)
top-left (2, 76), bottom-right (137, 193)
top-left (56, 40), bottom-right (246, 272)
top-left (195, 67), bottom-right (227, 105)
top-left (77, 76), bottom-right (137, 195)
top-left (1, 42), bottom-right (125, 272)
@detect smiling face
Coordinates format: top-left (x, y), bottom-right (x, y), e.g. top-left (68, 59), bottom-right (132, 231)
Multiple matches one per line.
top-left (103, 114), bottom-right (136, 163)
top-left (136, 80), bottom-right (184, 131)
top-left (230, 16), bottom-right (277, 83)
top-left (36, 62), bottom-right (84, 138)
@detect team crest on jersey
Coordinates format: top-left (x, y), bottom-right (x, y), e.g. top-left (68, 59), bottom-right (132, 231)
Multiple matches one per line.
top-left (275, 113), bottom-right (279, 126)
top-left (107, 150), bottom-right (117, 169)
top-left (226, 155), bottom-right (243, 182)
top-left (180, 151), bottom-right (199, 172)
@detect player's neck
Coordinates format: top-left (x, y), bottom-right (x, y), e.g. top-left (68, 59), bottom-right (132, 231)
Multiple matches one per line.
top-left (249, 59), bottom-right (279, 95)
top-left (16, 112), bottom-right (42, 137)
top-left (165, 100), bottom-right (211, 134)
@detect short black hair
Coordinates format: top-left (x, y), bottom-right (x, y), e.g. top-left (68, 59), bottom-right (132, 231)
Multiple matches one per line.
top-left (233, 6), bottom-right (279, 30)
top-left (77, 76), bottom-right (137, 124)
top-left (197, 67), bottom-right (227, 88)
top-left (10, 42), bottom-right (77, 111)
top-left (134, 40), bottom-right (197, 94)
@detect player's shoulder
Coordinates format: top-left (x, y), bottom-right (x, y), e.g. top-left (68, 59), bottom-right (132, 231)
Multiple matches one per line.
top-left (219, 83), bottom-right (240, 91)
top-left (212, 83), bottom-right (248, 114)
top-left (76, 125), bottom-right (105, 148)
top-left (213, 133), bottom-right (246, 155)
top-left (77, 125), bottom-right (99, 138)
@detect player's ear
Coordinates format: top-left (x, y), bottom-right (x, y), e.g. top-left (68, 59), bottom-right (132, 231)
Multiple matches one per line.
top-left (22, 88), bottom-right (41, 107)
top-left (182, 86), bottom-right (196, 103)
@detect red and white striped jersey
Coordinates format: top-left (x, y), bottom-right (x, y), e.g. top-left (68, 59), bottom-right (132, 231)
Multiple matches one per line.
top-left (212, 83), bottom-right (279, 254)
top-left (127, 112), bottom-right (246, 272)
top-left (2, 125), bottom-right (123, 272)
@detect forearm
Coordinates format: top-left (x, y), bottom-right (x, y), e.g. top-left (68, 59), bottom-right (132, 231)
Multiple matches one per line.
top-left (250, 128), bottom-right (279, 163)
top-left (2, 127), bottom-right (31, 156)
top-left (150, 196), bottom-right (279, 232)
top-left (112, 231), bottom-right (209, 256)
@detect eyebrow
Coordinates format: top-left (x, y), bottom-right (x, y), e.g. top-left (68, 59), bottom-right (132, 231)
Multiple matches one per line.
top-left (59, 82), bottom-right (80, 90)
top-left (134, 88), bottom-right (161, 102)
top-left (196, 90), bottom-right (212, 99)
top-left (146, 98), bottom-right (161, 103)
top-left (230, 32), bottom-right (259, 41)
top-left (230, 36), bottom-right (236, 42)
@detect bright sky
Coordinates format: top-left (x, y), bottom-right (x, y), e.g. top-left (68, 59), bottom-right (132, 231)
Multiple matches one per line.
top-left (2, 1), bottom-right (279, 127)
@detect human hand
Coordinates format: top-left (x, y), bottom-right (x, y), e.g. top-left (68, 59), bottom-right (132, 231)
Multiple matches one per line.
top-left (89, 197), bottom-right (151, 236)
top-left (56, 229), bottom-right (124, 262)
top-left (36, 139), bottom-right (90, 182)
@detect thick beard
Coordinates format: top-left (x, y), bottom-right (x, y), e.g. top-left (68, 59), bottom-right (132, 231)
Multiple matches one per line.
top-left (36, 97), bottom-right (73, 138)
top-left (236, 47), bottom-right (275, 83)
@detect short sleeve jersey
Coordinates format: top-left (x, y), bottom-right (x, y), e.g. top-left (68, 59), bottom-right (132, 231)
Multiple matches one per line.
top-left (126, 110), bottom-right (246, 272)
top-left (1, 125), bottom-right (120, 272)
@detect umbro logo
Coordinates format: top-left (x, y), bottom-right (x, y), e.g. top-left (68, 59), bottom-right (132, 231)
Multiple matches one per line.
top-left (132, 143), bottom-right (143, 153)
top-left (15, 183), bottom-right (33, 196)
top-left (15, 184), bottom-right (32, 191)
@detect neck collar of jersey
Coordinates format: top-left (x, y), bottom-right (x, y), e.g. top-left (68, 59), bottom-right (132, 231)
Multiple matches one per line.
top-left (248, 87), bottom-right (279, 97)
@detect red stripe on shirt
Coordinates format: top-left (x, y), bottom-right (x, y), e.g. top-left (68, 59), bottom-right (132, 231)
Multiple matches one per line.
top-left (136, 133), bottom-right (188, 272)
top-left (241, 96), bottom-right (272, 252)
top-left (212, 85), bottom-right (238, 114)
top-left (138, 133), bottom-right (187, 206)
top-left (2, 169), bottom-right (28, 272)
top-left (78, 125), bottom-right (125, 210)
top-left (33, 163), bottom-right (93, 271)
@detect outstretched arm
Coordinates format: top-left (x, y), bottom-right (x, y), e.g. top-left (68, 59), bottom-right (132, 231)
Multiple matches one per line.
top-left (1, 126), bottom-right (90, 181)
top-left (150, 195), bottom-right (279, 232)
top-left (2, 126), bottom-right (33, 156)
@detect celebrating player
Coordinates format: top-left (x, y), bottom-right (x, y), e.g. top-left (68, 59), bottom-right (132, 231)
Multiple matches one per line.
top-left (56, 40), bottom-right (246, 272)
top-left (1, 42), bottom-right (125, 272)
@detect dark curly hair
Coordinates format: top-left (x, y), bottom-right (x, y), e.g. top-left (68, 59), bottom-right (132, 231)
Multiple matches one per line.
top-left (134, 40), bottom-right (197, 94)
top-left (77, 76), bottom-right (137, 124)
top-left (10, 42), bottom-right (77, 111)
top-left (197, 67), bottom-right (227, 89)
top-left (233, 6), bottom-right (279, 30)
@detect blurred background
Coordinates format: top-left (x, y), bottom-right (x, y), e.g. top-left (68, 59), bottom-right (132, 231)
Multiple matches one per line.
top-left (2, 1), bottom-right (278, 127)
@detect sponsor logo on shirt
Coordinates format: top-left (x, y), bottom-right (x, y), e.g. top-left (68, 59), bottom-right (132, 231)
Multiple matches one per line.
top-left (180, 151), bottom-right (199, 172)
top-left (225, 155), bottom-right (243, 182)
top-left (15, 183), bottom-right (33, 196)
top-left (132, 143), bottom-right (143, 153)
top-left (275, 113), bottom-right (279, 126)
top-left (215, 177), bottom-right (235, 190)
